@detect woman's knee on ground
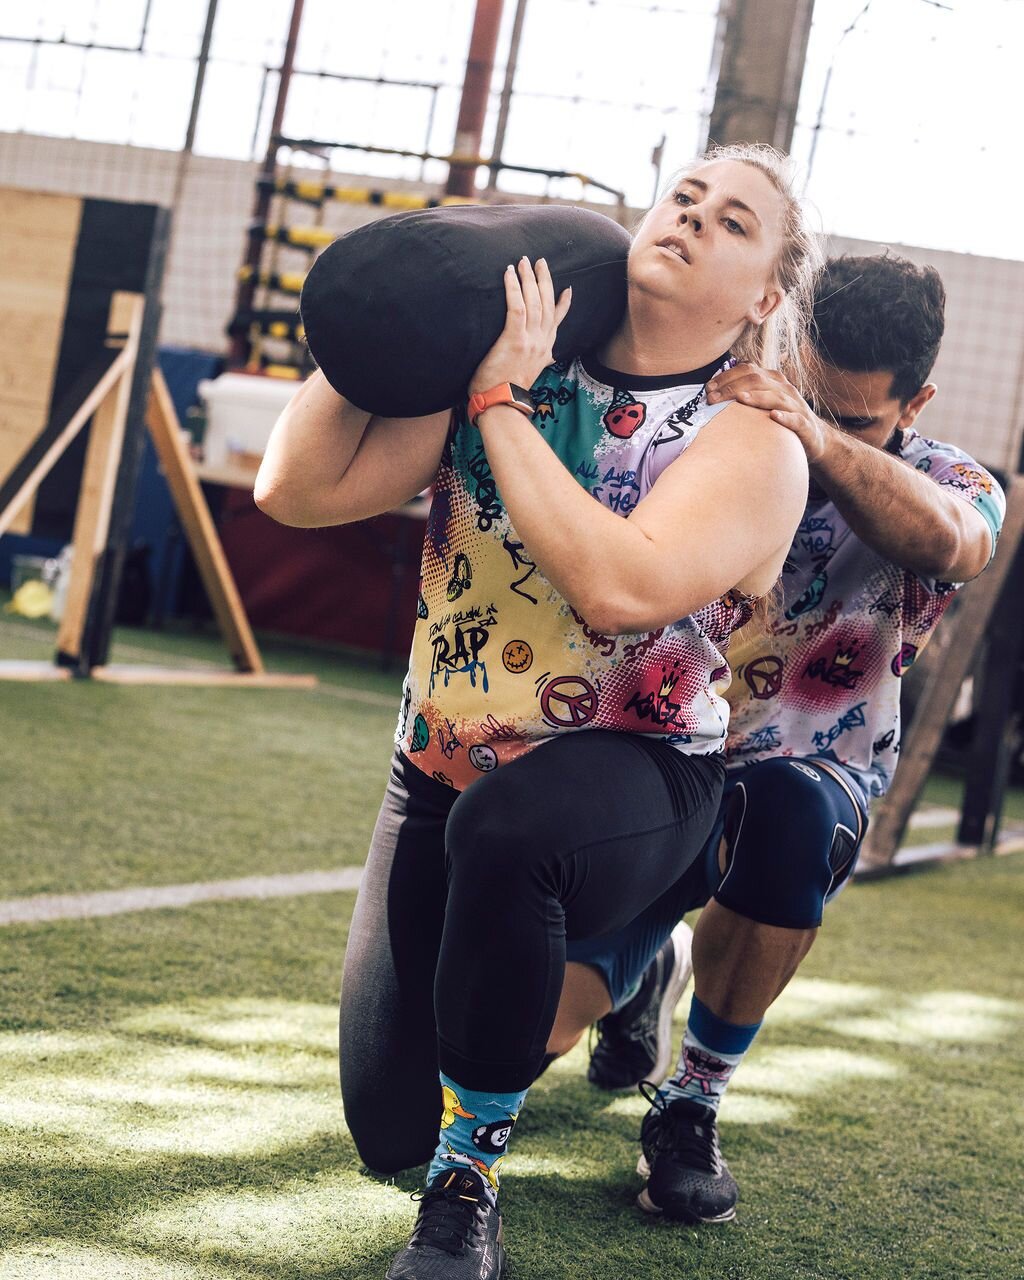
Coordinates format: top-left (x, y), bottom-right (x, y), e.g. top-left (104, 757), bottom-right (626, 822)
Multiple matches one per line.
top-left (342, 1067), bottom-right (440, 1175)
top-left (348, 1115), bottom-right (437, 1176)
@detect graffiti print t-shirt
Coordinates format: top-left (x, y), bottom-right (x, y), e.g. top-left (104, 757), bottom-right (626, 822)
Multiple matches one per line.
top-left (396, 352), bottom-right (754, 791)
top-left (724, 428), bottom-right (1005, 798)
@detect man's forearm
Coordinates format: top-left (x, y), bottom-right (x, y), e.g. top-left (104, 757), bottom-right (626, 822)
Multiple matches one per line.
top-left (811, 430), bottom-right (982, 579)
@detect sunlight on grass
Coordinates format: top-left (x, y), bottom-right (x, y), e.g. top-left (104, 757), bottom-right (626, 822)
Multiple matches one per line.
top-left (122, 1173), bottom-right (409, 1271)
top-left (826, 990), bottom-right (1021, 1044)
top-left (0, 1031), bottom-right (123, 1059)
top-left (765, 977), bottom-right (886, 1024)
top-left (601, 1094), bottom-right (649, 1119)
top-left (1, 1083), bottom-right (341, 1159)
top-left (736, 1046), bottom-right (899, 1096)
top-left (0, 1241), bottom-right (236, 1279)
top-left (713, 1095), bottom-right (797, 1124)
top-left (510, 1151), bottom-right (616, 1179)
top-left (767, 979), bottom-right (1021, 1048)
top-left (142, 1045), bottom-right (330, 1088)
top-left (118, 998), bottom-right (337, 1051)
top-left (0, 999), bottom-right (343, 1160)
top-left (602, 1089), bottom-right (796, 1125)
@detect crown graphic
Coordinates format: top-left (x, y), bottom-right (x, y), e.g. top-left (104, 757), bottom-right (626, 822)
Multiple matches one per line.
top-left (659, 673), bottom-right (679, 699)
top-left (833, 645), bottom-right (860, 667)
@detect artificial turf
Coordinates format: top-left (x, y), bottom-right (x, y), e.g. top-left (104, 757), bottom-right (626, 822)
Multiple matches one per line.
top-left (1, 615), bottom-right (1022, 1278)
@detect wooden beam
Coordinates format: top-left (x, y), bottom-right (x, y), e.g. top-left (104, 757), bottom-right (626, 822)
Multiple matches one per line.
top-left (55, 293), bottom-right (143, 665)
top-left (0, 347), bottom-right (126, 539)
top-left (859, 476), bottom-right (1024, 869)
top-left (956, 535), bottom-right (1024, 849)
top-left (146, 368), bottom-right (265, 674)
top-left (704, 0), bottom-right (816, 151)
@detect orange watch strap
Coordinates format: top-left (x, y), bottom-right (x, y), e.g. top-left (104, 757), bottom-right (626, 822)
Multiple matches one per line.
top-left (469, 383), bottom-right (533, 427)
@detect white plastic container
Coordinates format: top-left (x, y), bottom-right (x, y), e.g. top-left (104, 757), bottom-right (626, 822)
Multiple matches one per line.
top-left (198, 373), bottom-right (301, 469)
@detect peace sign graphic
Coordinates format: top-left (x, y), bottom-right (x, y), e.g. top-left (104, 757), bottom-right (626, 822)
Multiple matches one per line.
top-left (540, 675), bottom-right (599, 728)
top-left (743, 654), bottom-right (784, 701)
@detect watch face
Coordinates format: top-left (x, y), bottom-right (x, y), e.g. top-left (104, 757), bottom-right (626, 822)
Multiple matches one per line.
top-left (510, 383), bottom-right (533, 409)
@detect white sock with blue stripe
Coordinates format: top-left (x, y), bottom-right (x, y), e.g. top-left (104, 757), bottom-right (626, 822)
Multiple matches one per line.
top-left (657, 994), bottom-right (761, 1112)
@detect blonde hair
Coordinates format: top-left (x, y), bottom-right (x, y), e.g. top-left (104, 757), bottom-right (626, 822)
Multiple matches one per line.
top-left (665, 142), bottom-right (823, 394)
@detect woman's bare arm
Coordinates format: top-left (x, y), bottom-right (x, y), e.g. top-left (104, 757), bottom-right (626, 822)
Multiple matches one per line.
top-left (254, 370), bottom-right (450, 527)
top-left (475, 400), bottom-right (808, 634)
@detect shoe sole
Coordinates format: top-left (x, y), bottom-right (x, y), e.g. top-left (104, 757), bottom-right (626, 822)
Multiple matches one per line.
top-left (636, 1185), bottom-right (737, 1223)
top-left (650, 921), bottom-right (694, 1086)
top-left (385, 1241), bottom-right (507, 1278)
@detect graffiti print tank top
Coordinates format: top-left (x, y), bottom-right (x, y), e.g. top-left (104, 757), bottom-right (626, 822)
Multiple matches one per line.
top-left (724, 428), bottom-right (1004, 798)
top-left (396, 352), bottom-right (753, 791)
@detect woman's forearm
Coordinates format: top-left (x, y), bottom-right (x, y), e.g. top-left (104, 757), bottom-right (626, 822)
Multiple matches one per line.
top-left (476, 402), bottom-right (807, 634)
top-left (475, 405), bottom-right (652, 630)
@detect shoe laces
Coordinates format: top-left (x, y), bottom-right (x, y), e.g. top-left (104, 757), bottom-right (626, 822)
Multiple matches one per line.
top-left (640, 1082), bottom-right (722, 1174)
top-left (410, 1173), bottom-right (486, 1257)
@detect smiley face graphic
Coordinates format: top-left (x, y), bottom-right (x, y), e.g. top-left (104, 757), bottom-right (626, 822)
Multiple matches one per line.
top-left (502, 639), bottom-right (533, 673)
top-left (468, 744), bottom-right (498, 772)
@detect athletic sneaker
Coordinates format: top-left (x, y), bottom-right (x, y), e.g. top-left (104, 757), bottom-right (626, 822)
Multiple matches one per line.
top-left (587, 921), bottom-right (694, 1091)
top-left (386, 1167), bottom-right (506, 1279)
top-left (636, 1090), bottom-right (738, 1223)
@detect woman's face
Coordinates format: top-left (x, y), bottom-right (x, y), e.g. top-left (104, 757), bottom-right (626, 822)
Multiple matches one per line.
top-left (629, 159), bottom-right (787, 328)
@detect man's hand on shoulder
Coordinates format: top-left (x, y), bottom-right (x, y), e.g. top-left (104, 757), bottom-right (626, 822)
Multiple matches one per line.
top-left (706, 363), bottom-right (830, 465)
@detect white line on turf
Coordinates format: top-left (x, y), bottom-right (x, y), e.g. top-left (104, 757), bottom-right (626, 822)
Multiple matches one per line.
top-left (0, 868), bottom-right (364, 927)
top-left (907, 807), bottom-right (962, 829)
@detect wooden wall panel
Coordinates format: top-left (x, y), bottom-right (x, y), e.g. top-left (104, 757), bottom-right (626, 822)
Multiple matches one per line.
top-left (0, 189), bottom-right (82, 533)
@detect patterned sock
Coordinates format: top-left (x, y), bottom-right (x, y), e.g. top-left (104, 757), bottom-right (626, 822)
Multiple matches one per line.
top-left (426, 1073), bottom-right (528, 1202)
top-left (657, 994), bottom-right (761, 1113)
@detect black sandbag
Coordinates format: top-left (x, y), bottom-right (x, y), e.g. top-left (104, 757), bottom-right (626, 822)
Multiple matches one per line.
top-left (300, 203), bottom-right (630, 418)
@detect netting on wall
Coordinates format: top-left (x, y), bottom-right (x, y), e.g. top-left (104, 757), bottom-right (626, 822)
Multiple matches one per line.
top-left (0, 1), bottom-right (720, 209)
top-left (792, 0), bottom-right (1023, 262)
top-left (3, 0), bottom-right (1023, 469)
top-left (0, 1), bottom-right (211, 148)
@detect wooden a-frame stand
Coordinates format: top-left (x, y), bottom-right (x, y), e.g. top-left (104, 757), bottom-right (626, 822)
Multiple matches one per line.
top-left (857, 474), bottom-right (1024, 874)
top-left (0, 292), bottom-right (314, 689)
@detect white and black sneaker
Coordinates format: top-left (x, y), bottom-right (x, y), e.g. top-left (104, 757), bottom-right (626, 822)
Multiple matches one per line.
top-left (386, 1167), bottom-right (506, 1279)
top-left (587, 922), bottom-right (693, 1091)
top-left (636, 1089), bottom-right (738, 1224)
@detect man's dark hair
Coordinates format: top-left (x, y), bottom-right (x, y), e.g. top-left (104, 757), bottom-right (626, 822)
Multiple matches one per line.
top-left (811, 254), bottom-right (946, 404)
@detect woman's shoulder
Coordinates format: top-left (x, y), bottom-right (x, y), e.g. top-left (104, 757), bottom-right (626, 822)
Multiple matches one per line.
top-left (684, 400), bottom-right (808, 495)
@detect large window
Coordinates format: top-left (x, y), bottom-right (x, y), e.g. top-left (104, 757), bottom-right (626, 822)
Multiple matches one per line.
top-left (792, 0), bottom-right (1022, 259)
top-left (1, 0), bottom-right (1021, 253)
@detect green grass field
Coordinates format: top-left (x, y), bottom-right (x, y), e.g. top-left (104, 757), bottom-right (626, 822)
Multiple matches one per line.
top-left (1, 614), bottom-right (1021, 1279)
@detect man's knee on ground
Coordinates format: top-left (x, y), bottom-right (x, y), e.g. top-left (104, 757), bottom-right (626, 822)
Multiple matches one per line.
top-left (713, 760), bottom-right (859, 930)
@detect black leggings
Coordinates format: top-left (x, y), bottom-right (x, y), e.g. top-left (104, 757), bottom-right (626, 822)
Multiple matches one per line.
top-left (340, 730), bottom-right (724, 1173)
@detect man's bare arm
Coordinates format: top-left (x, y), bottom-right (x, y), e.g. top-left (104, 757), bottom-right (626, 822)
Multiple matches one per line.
top-left (707, 364), bottom-right (992, 581)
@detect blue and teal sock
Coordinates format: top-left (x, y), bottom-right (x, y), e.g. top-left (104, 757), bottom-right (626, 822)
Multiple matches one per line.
top-left (657, 994), bottom-right (762, 1113)
top-left (426, 1073), bottom-right (528, 1201)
